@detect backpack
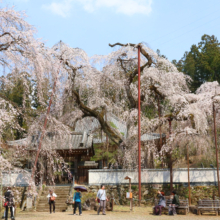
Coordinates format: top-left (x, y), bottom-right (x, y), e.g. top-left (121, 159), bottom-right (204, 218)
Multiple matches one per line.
top-left (4, 191), bottom-right (14, 207)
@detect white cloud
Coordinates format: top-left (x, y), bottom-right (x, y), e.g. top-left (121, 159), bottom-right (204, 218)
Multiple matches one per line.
top-left (83, 0), bottom-right (152, 15)
top-left (14, 0), bottom-right (29, 2)
top-left (42, 0), bottom-right (73, 18)
top-left (42, 0), bottom-right (152, 17)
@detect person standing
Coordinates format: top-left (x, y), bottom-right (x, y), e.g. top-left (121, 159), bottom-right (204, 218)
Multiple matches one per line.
top-left (47, 190), bottom-right (57, 214)
top-left (96, 185), bottom-right (108, 215)
top-left (73, 189), bottom-right (82, 216)
top-left (4, 187), bottom-right (15, 220)
top-left (168, 190), bottom-right (180, 215)
top-left (154, 191), bottom-right (166, 215)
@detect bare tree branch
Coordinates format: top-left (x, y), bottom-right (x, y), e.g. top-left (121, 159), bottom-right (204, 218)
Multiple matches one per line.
top-left (110, 42), bottom-right (154, 108)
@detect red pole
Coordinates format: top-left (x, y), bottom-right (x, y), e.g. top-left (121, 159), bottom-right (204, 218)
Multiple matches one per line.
top-left (187, 145), bottom-right (191, 205)
top-left (138, 45), bottom-right (141, 206)
top-left (30, 66), bottom-right (60, 186)
top-left (168, 118), bottom-right (173, 193)
top-left (213, 102), bottom-right (220, 197)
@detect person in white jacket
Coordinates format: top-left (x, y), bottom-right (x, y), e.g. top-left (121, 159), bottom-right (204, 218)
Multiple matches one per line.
top-left (47, 190), bottom-right (57, 214)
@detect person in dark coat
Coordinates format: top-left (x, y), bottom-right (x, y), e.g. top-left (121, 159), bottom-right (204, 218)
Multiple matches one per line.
top-left (154, 191), bottom-right (166, 215)
top-left (168, 190), bottom-right (180, 215)
top-left (4, 187), bottom-right (15, 220)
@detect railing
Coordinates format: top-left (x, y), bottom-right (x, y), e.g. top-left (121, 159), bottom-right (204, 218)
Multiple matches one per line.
top-left (69, 175), bottom-right (75, 198)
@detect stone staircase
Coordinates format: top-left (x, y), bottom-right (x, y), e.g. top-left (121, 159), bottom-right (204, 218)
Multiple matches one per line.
top-left (36, 186), bottom-right (71, 212)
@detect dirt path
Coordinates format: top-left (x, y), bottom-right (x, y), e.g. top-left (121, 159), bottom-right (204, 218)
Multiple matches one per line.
top-left (15, 206), bottom-right (219, 220)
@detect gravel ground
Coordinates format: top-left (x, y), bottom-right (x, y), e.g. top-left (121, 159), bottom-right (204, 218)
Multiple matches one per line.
top-left (15, 206), bottom-right (220, 220)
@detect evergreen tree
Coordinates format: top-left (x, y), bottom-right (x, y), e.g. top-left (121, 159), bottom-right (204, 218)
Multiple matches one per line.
top-left (173, 34), bottom-right (220, 92)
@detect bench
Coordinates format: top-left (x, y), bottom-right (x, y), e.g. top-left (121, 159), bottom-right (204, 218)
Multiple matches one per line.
top-left (153, 198), bottom-right (189, 215)
top-left (197, 199), bottom-right (220, 216)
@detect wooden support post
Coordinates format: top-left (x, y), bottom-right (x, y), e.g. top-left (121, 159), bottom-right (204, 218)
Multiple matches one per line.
top-left (111, 198), bottom-right (114, 211)
top-left (158, 97), bottom-right (162, 150)
top-left (125, 176), bottom-right (133, 211)
top-left (105, 112), bottom-right (109, 167)
top-left (213, 102), bottom-right (220, 197)
top-left (129, 179), bottom-right (133, 211)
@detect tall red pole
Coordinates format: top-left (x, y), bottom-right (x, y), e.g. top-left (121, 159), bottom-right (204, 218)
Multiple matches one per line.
top-left (168, 118), bottom-right (173, 193)
top-left (213, 102), bottom-right (220, 197)
top-left (187, 145), bottom-right (191, 205)
top-left (138, 46), bottom-right (141, 206)
top-left (30, 66), bottom-right (60, 186)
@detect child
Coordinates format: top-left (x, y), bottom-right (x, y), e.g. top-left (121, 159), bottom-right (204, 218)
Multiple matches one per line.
top-left (73, 189), bottom-right (82, 216)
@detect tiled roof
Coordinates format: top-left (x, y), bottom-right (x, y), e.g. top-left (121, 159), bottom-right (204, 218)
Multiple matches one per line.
top-left (75, 112), bottom-right (165, 143)
top-left (7, 113), bottom-right (165, 148)
top-left (75, 112), bottom-right (127, 138)
top-left (141, 133), bottom-right (166, 141)
top-left (7, 132), bottom-right (93, 150)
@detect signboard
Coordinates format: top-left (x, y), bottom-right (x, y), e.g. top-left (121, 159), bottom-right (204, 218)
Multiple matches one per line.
top-left (126, 192), bottom-right (132, 199)
top-left (27, 197), bottom-right (32, 209)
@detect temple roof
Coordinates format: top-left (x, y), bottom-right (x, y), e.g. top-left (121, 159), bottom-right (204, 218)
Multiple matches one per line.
top-left (7, 131), bottom-right (94, 151)
top-left (75, 112), bottom-right (166, 144)
top-left (75, 112), bottom-right (127, 143)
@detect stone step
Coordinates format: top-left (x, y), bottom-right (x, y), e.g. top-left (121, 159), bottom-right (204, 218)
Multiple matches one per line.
top-left (40, 195), bottom-right (68, 198)
top-left (38, 198), bottom-right (69, 201)
top-left (36, 210), bottom-right (66, 211)
top-left (44, 187), bottom-right (70, 190)
top-left (38, 203), bottom-right (66, 208)
top-left (44, 189), bottom-right (70, 191)
top-left (41, 193), bottom-right (69, 195)
top-left (38, 202), bottom-right (67, 204)
top-left (42, 192), bottom-right (70, 195)
top-left (42, 189), bottom-right (70, 192)
top-left (36, 209), bottom-right (67, 212)
top-left (42, 190), bottom-right (69, 195)
top-left (37, 205), bottom-right (68, 209)
top-left (39, 199), bottom-right (68, 202)
top-left (37, 205), bottom-right (68, 208)
top-left (38, 199), bottom-right (68, 202)
top-left (39, 199), bottom-right (68, 201)
top-left (38, 200), bottom-right (68, 203)
top-left (38, 200), bottom-right (66, 205)
top-left (37, 206), bottom-right (67, 209)
top-left (36, 186), bottom-right (70, 212)
top-left (38, 201), bottom-right (68, 204)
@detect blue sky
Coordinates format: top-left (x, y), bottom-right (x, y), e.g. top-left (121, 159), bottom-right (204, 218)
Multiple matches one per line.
top-left (2, 0), bottom-right (220, 61)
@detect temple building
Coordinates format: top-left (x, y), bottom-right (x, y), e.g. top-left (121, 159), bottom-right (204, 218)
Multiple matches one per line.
top-left (7, 131), bottom-right (98, 185)
top-left (7, 112), bottom-right (166, 185)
